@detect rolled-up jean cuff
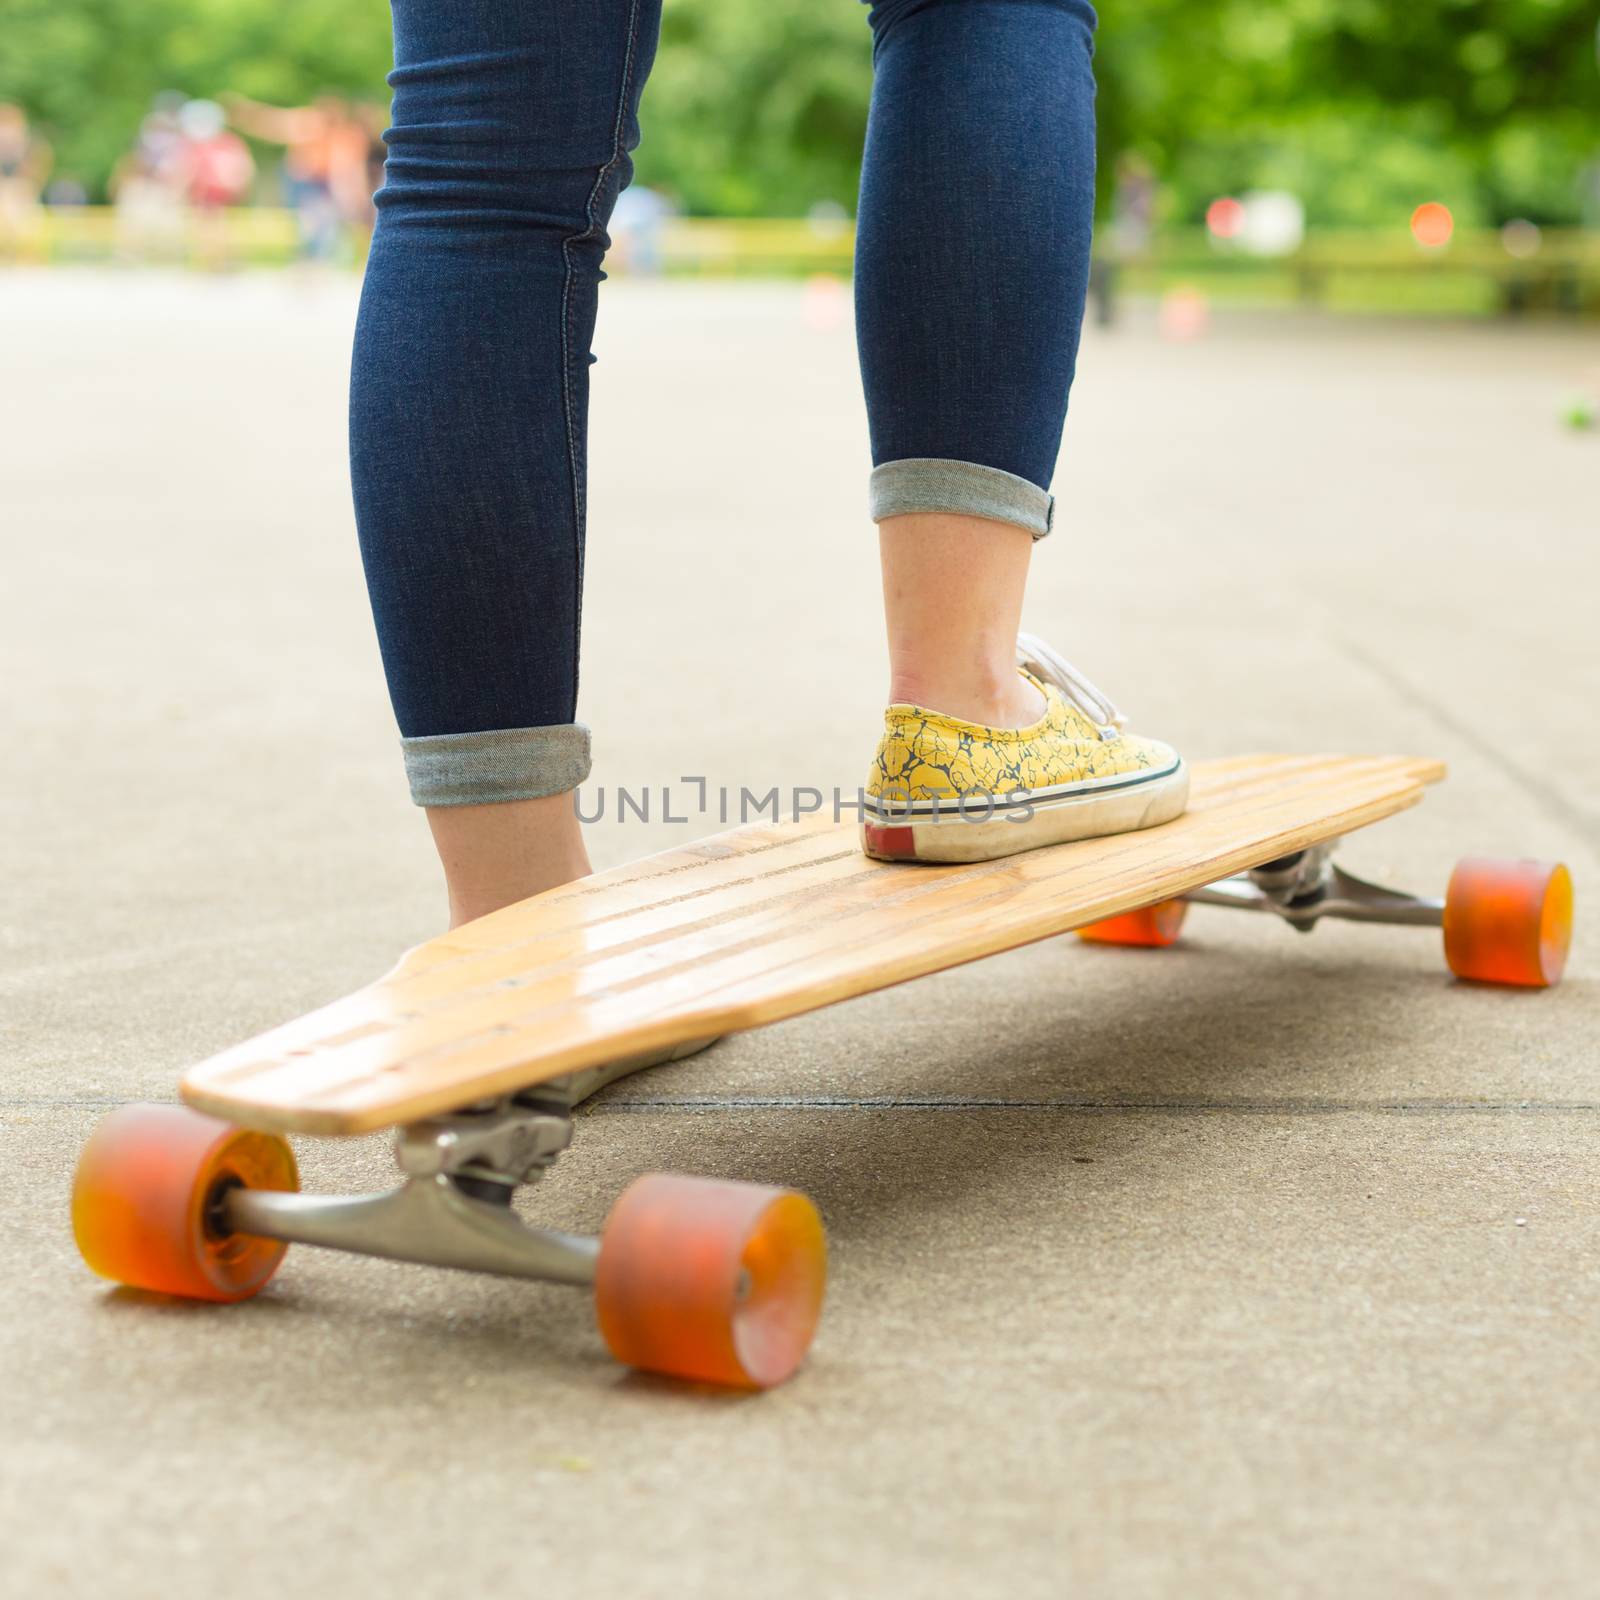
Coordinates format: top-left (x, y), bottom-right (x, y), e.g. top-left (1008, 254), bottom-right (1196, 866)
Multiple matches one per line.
top-left (869, 457), bottom-right (1055, 540)
top-left (401, 723), bottom-right (592, 807)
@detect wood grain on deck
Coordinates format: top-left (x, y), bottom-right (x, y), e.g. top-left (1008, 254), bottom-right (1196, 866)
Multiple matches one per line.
top-left (182, 754), bottom-right (1445, 1135)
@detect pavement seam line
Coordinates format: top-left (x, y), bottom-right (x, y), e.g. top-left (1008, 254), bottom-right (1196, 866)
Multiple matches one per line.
top-left (9, 1095), bottom-right (1599, 1116)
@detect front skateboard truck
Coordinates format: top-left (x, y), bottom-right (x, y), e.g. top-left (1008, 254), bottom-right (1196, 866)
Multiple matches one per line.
top-left (1079, 849), bottom-right (1573, 989)
top-left (72, 1092), bottom-right (827, 1390)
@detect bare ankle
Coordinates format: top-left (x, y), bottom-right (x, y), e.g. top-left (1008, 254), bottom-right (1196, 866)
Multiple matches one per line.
top-left (878, 512), bottom-right (1043, 728)
top-left (427, 793), bottom-right (592, 929)
top-left (444, 870), bottom-right (582, 934)
top-left (888, 664), bottom-right (1043, 727)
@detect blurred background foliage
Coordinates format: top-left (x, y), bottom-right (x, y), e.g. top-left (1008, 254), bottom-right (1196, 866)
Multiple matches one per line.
top-left (2, 0), bottom-right (1596, 223)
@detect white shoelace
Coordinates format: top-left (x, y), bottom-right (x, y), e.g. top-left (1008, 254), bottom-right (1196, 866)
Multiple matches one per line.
top-left (1015, 632), bottom-right (1128, 738)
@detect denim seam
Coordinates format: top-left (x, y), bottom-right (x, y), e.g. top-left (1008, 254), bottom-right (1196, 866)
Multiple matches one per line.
top-left (560, 0), bottom-right (643, 703)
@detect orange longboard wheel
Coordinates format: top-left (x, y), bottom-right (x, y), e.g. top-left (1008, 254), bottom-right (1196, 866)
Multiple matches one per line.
top-left (1443, 858), bottom-right (1573, 988)
top-left (1077, 898), bottom-right (1188, 948)
top-left (72, 1104), bottom-right (298, 1302)
top-left (595, 1173), bottom-right (827, 1389)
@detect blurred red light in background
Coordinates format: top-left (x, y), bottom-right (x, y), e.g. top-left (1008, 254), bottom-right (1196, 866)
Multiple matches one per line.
top-left (1410, 202), bottom-right (1454, 248)
top-left (1206, 197), bottom-right (1244, 239)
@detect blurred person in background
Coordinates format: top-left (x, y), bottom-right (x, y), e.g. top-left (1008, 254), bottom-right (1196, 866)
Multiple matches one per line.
top-left (178, 99), bottom-right (254, 270)
top-left (1091, 150), bottom-right (1155, 327)
top-left (350, 0), bottom-right (1186, 927)
top-left (357, 102), bottom-right (388, 246)
top-left (139, 93), bottom-right (190, 178)
top-left (0, 102), bottom-right (52, 262)
top-left (109, 95), bottom-right (192, 264)
top-left (223, 92), bottom-right (374, 263)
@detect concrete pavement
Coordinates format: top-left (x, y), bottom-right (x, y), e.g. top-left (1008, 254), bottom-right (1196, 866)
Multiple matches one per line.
top-left (3, 271), bottom-right (1597, 1596)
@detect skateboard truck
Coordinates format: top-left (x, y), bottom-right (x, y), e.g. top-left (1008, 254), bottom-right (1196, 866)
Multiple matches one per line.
top-left (223, 1093), bottom-right (600, 1287)
top-left (1186, 843), bottom-right (1444, 932)
top-left (1081, 847), bottom-right (1570, 991)
top-left (215, 1055), bottom-right (722, 1290)
top-left (72, 1086), bottom-right (828, 1389)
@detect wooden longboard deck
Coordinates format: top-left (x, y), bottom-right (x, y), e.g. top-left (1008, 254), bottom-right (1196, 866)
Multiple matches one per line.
top-left (182, 754), bottom-right (1444, 1136)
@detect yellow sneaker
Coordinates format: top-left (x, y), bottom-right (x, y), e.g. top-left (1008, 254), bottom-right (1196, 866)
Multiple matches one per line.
top-left (861, 633), bottom-right (1188, 863)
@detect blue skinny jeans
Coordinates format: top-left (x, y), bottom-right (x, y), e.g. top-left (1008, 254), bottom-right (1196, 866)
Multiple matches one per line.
top-left (350, 0), bottom-right (1099, 805)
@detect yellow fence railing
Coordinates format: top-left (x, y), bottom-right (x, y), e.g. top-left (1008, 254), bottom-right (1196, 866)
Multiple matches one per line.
top-left (5, 206), bottom-right (1596, 315)
top-left (1116, 226), bottom-right (1600, 316)
top-left (4, 204), bottom-right (308, 267)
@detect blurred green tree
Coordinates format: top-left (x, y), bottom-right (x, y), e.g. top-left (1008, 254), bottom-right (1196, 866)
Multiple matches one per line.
top-left (1092, 0), bottom-right (1599, 225)
top-left (633, 0), bottom-right (872, 213)
top-left (0, 0), bottom-right (1593, 223)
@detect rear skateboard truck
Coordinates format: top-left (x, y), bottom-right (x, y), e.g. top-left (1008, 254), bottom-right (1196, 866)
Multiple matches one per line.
top-left (1080, 849), bottom-right (1573, 989)
top-left (71, 1084), bottom-right (828, 1391)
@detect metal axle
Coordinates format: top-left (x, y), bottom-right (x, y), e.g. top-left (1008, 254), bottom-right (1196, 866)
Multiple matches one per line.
top-left (1185, 844), bottom-right (1443, 934)
top-left (222, 1089), bottom-right (601, 1287)
top-left (226, 1178), bottom-right (599, 1285)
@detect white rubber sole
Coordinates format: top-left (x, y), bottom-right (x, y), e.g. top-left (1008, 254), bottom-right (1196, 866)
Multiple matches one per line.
top-left (860, 761), bottom-right (1190, 864)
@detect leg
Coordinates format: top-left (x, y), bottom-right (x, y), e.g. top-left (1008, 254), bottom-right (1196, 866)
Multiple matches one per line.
top-left (856, 0), bottom-right (1099, 725)
top-left (855, 1), bottom-right (1187, 861)
top-left (351, 0), bottom-right (662, 925)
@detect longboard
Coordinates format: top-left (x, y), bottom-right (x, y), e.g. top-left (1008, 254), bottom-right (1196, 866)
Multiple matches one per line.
top-left (77, 751), bottom-right (1575, 1388)
top-left (182, 753), bottom-right (1446, 1135)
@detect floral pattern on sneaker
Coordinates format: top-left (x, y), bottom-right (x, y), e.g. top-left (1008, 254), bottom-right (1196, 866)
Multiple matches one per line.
top-left (865, 669), bottom-right (1177, 808)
